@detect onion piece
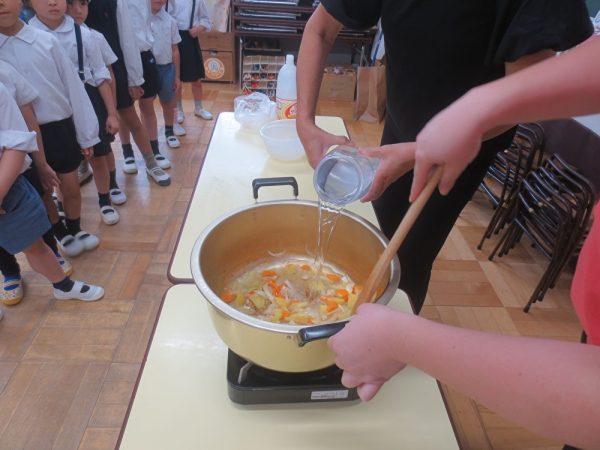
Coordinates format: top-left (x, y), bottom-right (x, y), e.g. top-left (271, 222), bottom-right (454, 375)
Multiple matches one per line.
top-left (262, 284), bottom-right (274, 301)
top-left (268, 249), bottom-right (286, 258)
top-left (301, 274), bottom-right (310, 280)
top-left (346, 283), bottom-right (355, 294)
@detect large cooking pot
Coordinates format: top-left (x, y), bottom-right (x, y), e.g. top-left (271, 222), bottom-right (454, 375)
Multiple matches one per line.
top-left (191, 178), bottom-right (400, 372)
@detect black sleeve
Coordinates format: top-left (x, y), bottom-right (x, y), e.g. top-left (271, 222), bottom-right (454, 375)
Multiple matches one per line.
top-left (320, 0), bottom-right (382, 30)
top-left (486, 0), bottom-right (593, 66)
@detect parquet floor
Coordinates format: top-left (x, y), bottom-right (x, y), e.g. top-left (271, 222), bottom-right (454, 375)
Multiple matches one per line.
top-left (0, 82), bottom-right (581, 450)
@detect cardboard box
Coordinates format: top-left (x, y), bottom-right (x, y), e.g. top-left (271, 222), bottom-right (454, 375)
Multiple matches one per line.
top-left (319, 65), bottom-right (357, 102)
top-left (202, 51), bottom-right (234, 83)
top-left (199, 32), bottom-right (235, 52)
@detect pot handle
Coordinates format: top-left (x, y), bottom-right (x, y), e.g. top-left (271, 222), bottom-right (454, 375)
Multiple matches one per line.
top-left (252, 177), bottom-right (299, 201)
top-left (297, 321), bottom-right (349, 347)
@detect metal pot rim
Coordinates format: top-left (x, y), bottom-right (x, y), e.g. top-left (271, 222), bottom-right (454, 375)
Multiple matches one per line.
top-left (190, 198), bottom-right (399, 335)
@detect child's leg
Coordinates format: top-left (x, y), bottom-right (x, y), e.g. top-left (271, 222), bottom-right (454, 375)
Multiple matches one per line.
top-left (22, 238), bottom-right (104, 301)
top-left (22, 238), bottom-right (67, 284)
top-left (161, 97), bottom-right (181, 149)
top-left (139, 97), bottom-right (158, 141)
top-left (105, 151), bottom-right (126, 204)
top-left (192, 80), bottom-right (212, 120)
top-left (0, 245), bottom-right (22, 305)
top-left (88, 155), bottom-right (119, 225)
top-left (58, 171), bottom-right (100, 250)
top-left (141, 97), bottom-right (171, 168)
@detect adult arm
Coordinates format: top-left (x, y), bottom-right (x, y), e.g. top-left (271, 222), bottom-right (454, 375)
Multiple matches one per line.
top-left (296, 5), bottom-right (353, 168)
top-left (18, 103), bottom-right (59, 190)
top-left (329, 305), bottom-right (600, 450)
top-left (412, 39), bottom-right (600, 200)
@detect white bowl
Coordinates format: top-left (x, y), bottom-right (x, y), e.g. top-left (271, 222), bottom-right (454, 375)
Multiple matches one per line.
top-left (259, 119), bottom-right (306, 162)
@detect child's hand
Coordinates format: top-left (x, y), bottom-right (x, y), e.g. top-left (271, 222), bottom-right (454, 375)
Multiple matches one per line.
top-left (189, 25), bottom-right (206, 38)
top-left (128, 86), bottom-right (144, 101)
top-left (106, 115), bottom-right (119, 135)
top-left (37, 163), bottom-right (60, 190)
top-left (173, 77), bottom-right (181, 92)
top-left (81, 147), bottom-right (93, 157)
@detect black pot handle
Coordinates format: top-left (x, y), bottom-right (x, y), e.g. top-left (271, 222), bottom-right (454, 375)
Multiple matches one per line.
top-left (252, 177), bottom-right (299, 201)
top-left (297, 321), bottom-right (349, 347)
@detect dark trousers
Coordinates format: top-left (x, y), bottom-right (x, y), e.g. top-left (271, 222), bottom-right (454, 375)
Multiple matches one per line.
top-left (373, 122), bottom-right (516, 314)
top-left (0, 164), bottom-right (58, 277)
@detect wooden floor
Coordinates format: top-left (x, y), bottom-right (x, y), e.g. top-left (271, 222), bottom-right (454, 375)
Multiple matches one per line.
top-left (0, 82), bottom-right (581, 450)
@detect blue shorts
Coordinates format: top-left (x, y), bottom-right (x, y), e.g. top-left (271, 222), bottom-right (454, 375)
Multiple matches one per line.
top-left (0, 175), bottom-right (51, 255)
top-left (156, 63), bottom-right (176, 102)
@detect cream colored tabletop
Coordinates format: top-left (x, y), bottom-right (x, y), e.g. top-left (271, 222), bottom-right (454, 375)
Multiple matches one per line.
top-left (169, 113), bottom-right (381, 283)
top-left (117, 284), bottom-right (460, 450)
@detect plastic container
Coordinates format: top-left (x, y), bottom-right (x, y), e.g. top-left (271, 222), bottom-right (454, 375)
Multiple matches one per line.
top-left (233, 93), bottom-right (275, 131)
top-left (313, 145), bottom-right (380, 205)
top-left (276, 55), bottom-right (297, 119)
top-left (259, 119), bottom-right (305, 162)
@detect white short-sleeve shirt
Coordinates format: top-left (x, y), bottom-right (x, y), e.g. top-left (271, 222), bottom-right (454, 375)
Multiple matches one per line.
top-left (151, 9), bottom-right (182, 65)
top-left (0, 83), bottom-right (37, 174)
top-left (123, 0), bottom-right (154, 52)
top-left (0, 23), bottom-right (100, 149)
top-left (167, 0), bottom-right (211, 32)
top-left (88, 27), bottom-right (118, 66)
top-left (29, 15), bottom-right (111, 88)
top-left (0, 60), bottom-right (39, 106)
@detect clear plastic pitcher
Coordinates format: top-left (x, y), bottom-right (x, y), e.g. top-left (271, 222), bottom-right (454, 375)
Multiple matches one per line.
top-left (313, 146), bottom-right (380, 206)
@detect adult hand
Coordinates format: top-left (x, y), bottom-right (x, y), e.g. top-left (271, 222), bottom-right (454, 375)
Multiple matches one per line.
top-left (106, 115), bottom-right (119, 135)
top-left (189, 25), bottom-right (206, 38)
top-left (173, 77), bottom-right (181, 92)
top-left (359, 142), bottom-right (416, 202)
top-left (328, 304), bottom-right (408, 401)
top-left (81, 147), bottom-right (93, 157)
top-left (296, 120), bottom-right (353, 169)
top-left (128, 86), bottom-right (144, 101)
top-left (411, 94), bottom-right (485, 202)
top-left (36, 163), bottom-right (60, 190)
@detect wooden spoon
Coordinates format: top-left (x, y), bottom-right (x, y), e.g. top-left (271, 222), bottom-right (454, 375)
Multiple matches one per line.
top-left (351, 166), bottom-right (444, 314)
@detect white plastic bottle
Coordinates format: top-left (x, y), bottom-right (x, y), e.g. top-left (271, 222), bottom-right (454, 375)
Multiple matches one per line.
top-left (276, 55), bottom-right (297, 119)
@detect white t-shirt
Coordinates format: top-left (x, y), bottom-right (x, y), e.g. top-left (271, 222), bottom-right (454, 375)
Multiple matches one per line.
top-left (0, 60), bottom-right (39, 106)
top-left (167, 0), bottom-right (211, 32)
top-left (88, 27), bottom-right (118, 66)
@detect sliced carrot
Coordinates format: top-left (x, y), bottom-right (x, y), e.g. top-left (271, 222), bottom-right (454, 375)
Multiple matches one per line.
top-left (308, 318), bottom-right (314, 324)
top-left (220, 291), bottom-right (236, 303)
top-left (335, 289), bottom-right (349, 301)
top-left (291, 299), bottom-right (299, 304)
top-left (320, 295), bottom-right (332, 302)
top-left (300, 264), bottom-right (312, 271)
top-left (281, 310), bottom-right (291, 318)
top-left (327, 273), bottom-right (341, 281)
top-left (262, 270), bottom-right (277, 278)
top-left (353, 285), bottom-right (363, 294)
top-left (327, 301), bottom-right (339, 312)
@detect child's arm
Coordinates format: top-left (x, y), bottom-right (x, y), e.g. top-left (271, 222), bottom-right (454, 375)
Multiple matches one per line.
top-left (18, 103), bottom-right (59, 190)
top-left (172, 44), bottom-right (181, 92)
top-left (107, 65), bottom-right (118, 112)
top-left (49, 35), bottom-right (99, 152)
top-left (115, 0), bottom-right (145, 90)
top-left (97, 80), bottom-right (119, 135)
top-left (189, 0), bottom-right (211, 37)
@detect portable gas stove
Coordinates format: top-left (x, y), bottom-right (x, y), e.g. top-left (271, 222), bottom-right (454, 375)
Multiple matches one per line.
top-left (226, 350), bottom-right (359, 405)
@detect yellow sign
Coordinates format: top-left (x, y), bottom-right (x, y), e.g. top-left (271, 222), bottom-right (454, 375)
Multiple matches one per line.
top-left (205, 58), bottom-right (225, 79)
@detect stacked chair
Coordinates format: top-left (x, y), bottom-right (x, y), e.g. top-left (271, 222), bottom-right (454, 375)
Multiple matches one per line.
top-left (477, 123), bottom-right (544, 250)
top-left (481, 119), bottom-right (599, 312)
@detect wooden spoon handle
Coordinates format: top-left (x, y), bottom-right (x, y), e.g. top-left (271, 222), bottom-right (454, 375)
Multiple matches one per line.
top-left (352, 166), bottom-right (444, 314)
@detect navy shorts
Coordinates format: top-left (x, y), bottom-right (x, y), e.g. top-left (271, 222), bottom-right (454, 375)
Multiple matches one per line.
top-left (39, 118), bottom-right (83, 174)
top-left (140, 50), bottom-right (162, 99)
top-left (156, 63), bottom-right (176, 102)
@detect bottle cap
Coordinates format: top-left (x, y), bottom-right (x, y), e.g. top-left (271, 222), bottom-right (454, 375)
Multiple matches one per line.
top-left (286, 54), bottom-right (294, 64)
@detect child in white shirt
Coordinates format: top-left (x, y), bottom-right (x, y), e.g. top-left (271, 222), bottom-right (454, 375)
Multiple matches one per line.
top-left (28, 0), bottom-right (122, 226)
top-left (67, 0), bottom-right (126, 206)
top-left (0, 62), bottom-right (73, 305)
top-left (0, 83), bottom-right (104, 305)
top-left (84, 0), bottom-right (171, 185)
top-left (167, 0), bottom-right (213, 125)
top-left (0, 0), bottom-right (101, 258)
top-left (119, 0), bottom-right (172, 171)
top-left (150, 0), bottom-right (183, 148)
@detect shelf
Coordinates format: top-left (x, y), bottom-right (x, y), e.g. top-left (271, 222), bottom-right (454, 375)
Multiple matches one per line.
top-left (234, 29), bottom-right (373, 43)
top-left (234, 1), bottom-right (316, 14)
